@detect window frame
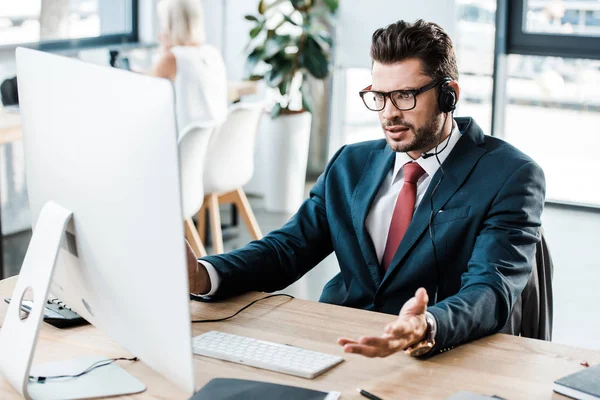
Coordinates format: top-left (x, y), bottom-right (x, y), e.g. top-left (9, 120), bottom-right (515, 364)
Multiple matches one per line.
top-left (0, 0), bottom-right (139, 52)
top-left (507, 0), bottom-right (600, 60)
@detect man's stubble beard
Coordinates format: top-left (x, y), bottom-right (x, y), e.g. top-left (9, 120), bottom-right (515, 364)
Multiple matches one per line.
top-left (384, 114), bottom-right (443, 153)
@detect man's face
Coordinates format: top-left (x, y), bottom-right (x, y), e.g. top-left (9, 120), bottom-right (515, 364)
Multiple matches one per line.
top-left (371, 59), bottom-right (444, 155)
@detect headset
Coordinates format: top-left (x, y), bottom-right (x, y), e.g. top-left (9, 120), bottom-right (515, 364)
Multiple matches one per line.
top-left (437, 77), bottom-right (457, 114)
top-left (424, 76), bottom-right (456, 304)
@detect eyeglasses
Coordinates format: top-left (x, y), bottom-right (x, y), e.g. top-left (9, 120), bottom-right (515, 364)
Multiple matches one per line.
top-left (359, 79), bottom-right (446, 112)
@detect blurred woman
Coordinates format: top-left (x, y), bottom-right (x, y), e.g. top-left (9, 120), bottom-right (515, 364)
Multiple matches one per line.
top-left (152, 0), bottom-right (228, 130)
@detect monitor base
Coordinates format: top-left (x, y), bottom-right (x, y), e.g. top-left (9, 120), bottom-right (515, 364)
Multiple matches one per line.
top-left (0, 201), bottom-right (145, 399)
top-left (27, 355), bottom-right (145, 400)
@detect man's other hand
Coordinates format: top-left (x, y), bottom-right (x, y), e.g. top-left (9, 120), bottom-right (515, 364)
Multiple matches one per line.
top-left (337, 288), bottom-right (429, 357)
top-left (186, 240), bottom-right (210, 294)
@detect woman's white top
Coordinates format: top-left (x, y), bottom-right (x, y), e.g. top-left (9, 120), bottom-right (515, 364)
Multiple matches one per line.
top-left (170, 45), bottom-right (228, 134)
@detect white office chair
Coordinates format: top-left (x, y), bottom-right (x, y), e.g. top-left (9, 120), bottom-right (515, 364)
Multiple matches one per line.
top-left (178, 121), bottom-right (217, 257)
top-left (198, 102), bottom-right (265, 254)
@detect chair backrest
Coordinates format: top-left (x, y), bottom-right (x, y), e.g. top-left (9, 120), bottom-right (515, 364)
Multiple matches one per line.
top-left (178, 121), bottom-right (217, 219)
top-left (203, 102), bottom-right (265, 195)
top-left (501, 227), bottom-right (554, 340)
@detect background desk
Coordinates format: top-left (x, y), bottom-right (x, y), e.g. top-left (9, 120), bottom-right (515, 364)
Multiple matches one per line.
top-left (0, 81), bottom-right (256, 145)
top-left (0, 276), bottom-right (598, 399)
top-left (0, 80), bottom-right (257, 280)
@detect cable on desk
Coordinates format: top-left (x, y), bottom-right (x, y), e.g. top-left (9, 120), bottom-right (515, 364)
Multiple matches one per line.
top-left (29, 357), bottom-right (139, 383)
top-left (192, 294), bottom-right (294, 323)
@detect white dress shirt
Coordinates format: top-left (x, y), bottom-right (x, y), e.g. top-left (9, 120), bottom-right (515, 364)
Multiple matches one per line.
top-left (366, 122), bottom-right (462, 264)
top-left (199, 122), bottom-right (462, 302)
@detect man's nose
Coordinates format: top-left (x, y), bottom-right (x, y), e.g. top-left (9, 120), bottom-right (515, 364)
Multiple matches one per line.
top-left (381, 98), bottom-right (402, 122)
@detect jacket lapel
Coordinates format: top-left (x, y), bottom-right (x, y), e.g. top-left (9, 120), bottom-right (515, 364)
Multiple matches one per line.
top-left (381, 118), bottom-right (488, 285)
top-left (351, 146), bottom-right (395, 286)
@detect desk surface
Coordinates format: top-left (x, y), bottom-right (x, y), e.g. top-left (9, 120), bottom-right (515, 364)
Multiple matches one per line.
top-left (0, 276), bottom-right (597, 399)
top-left (0, 81), bottom-right (258, 146)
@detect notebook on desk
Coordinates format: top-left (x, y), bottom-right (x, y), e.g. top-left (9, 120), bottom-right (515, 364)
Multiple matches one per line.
top-left (191, 378), bottom-right (340, 400)
top-left (554, 363), bottom-right (600, 399)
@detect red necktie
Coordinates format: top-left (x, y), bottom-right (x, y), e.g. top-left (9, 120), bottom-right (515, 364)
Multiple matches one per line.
top-left (381, 162), bottom-right (426, 272)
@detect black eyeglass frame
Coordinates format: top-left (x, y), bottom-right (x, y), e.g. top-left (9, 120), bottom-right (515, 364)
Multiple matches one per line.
top-left (359, 78), bottom-right (449, 112)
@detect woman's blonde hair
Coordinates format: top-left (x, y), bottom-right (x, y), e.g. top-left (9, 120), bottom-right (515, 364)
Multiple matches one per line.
top-left (158, 0), bottom-right (206, 47)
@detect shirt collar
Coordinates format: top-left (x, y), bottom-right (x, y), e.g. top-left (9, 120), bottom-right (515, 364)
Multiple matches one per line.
top-left (392, 120), bottom-right (462, 184)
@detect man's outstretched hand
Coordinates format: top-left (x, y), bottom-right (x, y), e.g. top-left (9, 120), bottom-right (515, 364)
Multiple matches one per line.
top-left (337, 288), bottom-right (429, 358)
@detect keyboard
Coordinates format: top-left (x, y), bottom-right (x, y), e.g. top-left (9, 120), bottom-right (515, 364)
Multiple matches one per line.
top-left (192, 331), bottom-right (344, 379)
top-left (4, 297), bottom-right (88, 329)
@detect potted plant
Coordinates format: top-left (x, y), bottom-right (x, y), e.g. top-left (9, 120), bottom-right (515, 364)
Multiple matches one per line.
top-left (244, 0), bottom-right (338, 213)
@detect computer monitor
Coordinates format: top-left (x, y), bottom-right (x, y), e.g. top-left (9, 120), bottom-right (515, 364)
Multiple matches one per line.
top-left (0, 48), bottom-right (195, 397)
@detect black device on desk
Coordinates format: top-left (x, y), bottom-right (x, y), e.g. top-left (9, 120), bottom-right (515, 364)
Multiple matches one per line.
top-left (4, 297), bottom-right (88, 329)
top-left (109, 50), bottom-right (131, 71)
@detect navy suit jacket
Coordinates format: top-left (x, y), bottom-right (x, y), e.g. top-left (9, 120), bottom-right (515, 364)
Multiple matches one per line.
top-left (202, 117), bottom-right (546, 352)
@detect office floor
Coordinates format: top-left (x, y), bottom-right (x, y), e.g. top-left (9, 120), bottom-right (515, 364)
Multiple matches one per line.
top-left (2, 190), bottom-right (599, 350)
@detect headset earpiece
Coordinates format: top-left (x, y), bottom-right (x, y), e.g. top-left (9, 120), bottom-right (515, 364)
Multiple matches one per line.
top-left (438, 78), bottom-right (456, 113)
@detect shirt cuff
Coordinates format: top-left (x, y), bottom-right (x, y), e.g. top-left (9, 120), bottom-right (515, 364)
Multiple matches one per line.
top-left (197, 260), bottom-right (221, 297)
top-left (425, 311), bottom-right (437, 341)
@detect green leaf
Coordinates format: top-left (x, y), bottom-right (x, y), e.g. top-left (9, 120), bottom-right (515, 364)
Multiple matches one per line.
top-left (283, 14), bottom-right (299, 26)
top-left (318, 31), bottom-right (333, 46)
top-left (265, 58), bottom-right (293, 88)
top-left (323, 0), bottom-right (339, 13)
top-left (261, 0), bottom-right (287, 14)
top-left (263, 35), bottom-right (293, 59)
top-left (310, 31), bottom-right (331, 52)
top-left (270, 103), bottom-right (283, 119)
top-left (291, 0), bottom-right (309, 10)
top-left (245, 46), bottom-right (265, 78)
top-left (244, 15), bottom-right (259, 22)
top-left (300, 35), bottom-right (329, 79)
top-left (278, 76), bottom-right (291, 96)
top-left (250, 23), bottom-right (264, 39)
top-left (300, 82), bottom-right (312, 113)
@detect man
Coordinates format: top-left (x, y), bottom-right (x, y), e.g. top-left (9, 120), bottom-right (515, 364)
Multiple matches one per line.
top-left (186, 20), bottom-right (545, 358)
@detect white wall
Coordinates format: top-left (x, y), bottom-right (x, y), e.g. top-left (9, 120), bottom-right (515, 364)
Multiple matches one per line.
top-left (334, 0), bottom-right (456, 70)
top-left (201, 0), bottom-right (257, 81)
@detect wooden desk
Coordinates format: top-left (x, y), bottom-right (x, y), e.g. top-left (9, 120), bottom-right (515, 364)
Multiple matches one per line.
top-left (0, 276), bottom-right (598, 399)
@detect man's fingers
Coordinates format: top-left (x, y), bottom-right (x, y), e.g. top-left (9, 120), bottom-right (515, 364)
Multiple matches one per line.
top-left (400, 287), bottom-right (429, 317)
top-left (414, 287), bottom-right (429, 311)
top-left (337, 337), bottom-right (358, 346)
top-left (358, 336), bottom-right (390, 348)
top-left (342, 343), bottom-right (390, 358)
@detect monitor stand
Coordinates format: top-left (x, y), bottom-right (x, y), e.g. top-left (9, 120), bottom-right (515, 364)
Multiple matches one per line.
top-left (0, 201), bottom-right (146, 399)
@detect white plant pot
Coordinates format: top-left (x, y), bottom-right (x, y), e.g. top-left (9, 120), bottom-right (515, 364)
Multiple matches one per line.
top-left (262, 112), bottom-right (312, 213)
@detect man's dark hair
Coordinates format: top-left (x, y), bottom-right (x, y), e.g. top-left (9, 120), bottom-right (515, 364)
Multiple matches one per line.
top-left (370, 19), bottom-right (458, 81)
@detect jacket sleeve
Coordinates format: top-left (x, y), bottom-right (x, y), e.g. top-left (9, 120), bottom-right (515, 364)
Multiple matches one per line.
top-left (199, 146), bottom-right (346, 299)
top-left (427, 160), bottom-right (546, 353)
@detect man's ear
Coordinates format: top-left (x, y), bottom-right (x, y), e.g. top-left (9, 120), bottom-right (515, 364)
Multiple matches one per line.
top-left (447, 80), bottom-right (460, 104)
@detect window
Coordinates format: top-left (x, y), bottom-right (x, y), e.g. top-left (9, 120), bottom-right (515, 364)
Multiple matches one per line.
top-left (494, 0), bottom-right (600, 207)
top-left (454, 0), bottom-right (496, 134)
top-left (524, 0), bottom-right (600, 36)
top-left (508, 0), bottom-right (600, 59)
top-left (0, 0), bottom-right (137, 50)
top-left (503, 54), bottom-right (600, 206)
top-left (335, 1), bottom-right (497, 149)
